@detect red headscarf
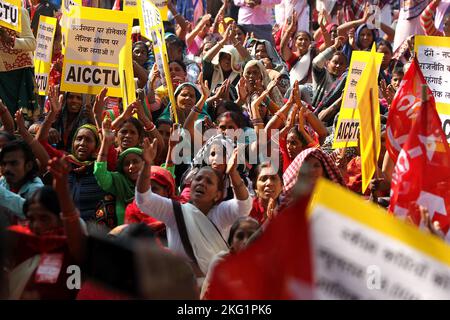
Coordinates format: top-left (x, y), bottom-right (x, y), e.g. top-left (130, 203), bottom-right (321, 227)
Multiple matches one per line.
top-left (150, 166), bottom-right (176, 199)
top-left (124, 166), bottom-right (177, 228)
top-left (281, 148), bottom-right (345, 209)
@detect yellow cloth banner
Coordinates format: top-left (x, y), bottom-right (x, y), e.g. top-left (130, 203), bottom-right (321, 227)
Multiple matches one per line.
top-left (0, 0), bottom-right (21, 32)
top-left (138, 0), bottom-right (177, 122)
top-left (61, 6), bottom-right (132, 97)
top-left (415, 35), bottom-right (450, 144)
top-left (356, 51), bottom-right (382, 193)
top-left (332, 51), bottom-right (383, 149)
top-left (34, 16), bottom-right (57, 96)
top-left (308, 178), bottom-right (450, 299)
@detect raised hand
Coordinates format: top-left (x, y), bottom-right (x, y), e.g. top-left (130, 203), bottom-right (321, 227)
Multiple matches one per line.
top-left (380, 79), bottom-right (396, 106)
top-left (348, 27), bottom-right (356, 49)
top-left (333, 36), bottom-right (345, 50)
top-left (286, 101), bottom-right (299, 129)
top-left (292, 80), bottom-right (303, 108)
top-left (133, 99), bottom-right (148, 121)
top-left (266, 78), bottom-right (279, 93)
top-left (286, 10), bottom-right (297, 34)
top-left (267, 198), bottom-right (276, 220)
top-left (14, 109), bottom-right (27, 134)
top-left (123, 102), bottom-right (137, 119)
top-left (142, 137), bottom-right (158, 164)
top-left (48, 156), bottom-right (71, 189)
top-left (226, 147), bottom-right (240, 175)
top-left (48, 85), bottom-right (63, 117)
top-left (150, 63), bottom-right (161, 87)
top-left (201, 14), bottom-right (212, 25)
top-left (203, 116), bottom-right (217, 131)
top-left (93, 87), bottom-right (108, 116)
top-left (237, 77), bottom-right (248, 102)
top-left (101, 116), bottom-right (115, 146)
top-left (222, 23), bottom-right (234, 44)
top-left (362, 2), bottom-right (372, 23)
top-left (198, 72), bottom-right (210, 100)
top-left (298, 107), bottom-right (306, 130)
top-left (250, 89), bottom-right (269, 120)
top-left (212, 79), bottom-right (229, 101)
top-left (168, 123), bottom-right (181, 150)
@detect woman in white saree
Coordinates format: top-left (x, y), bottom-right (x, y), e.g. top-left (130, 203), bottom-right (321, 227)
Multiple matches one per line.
top-left (135, 138), bottom-right (252, 280)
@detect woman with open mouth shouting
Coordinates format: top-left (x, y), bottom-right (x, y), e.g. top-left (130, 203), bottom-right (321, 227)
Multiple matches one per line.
top-left (94, 117), bottom-right (145, 226)
top-left (136, 136), bottom-right (252, 283)
top-left (36, 86), bottom-right (106, 222)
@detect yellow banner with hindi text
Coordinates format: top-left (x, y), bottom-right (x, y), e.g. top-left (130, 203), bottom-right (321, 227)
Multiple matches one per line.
top-left (332, 51), bottom-right (383, 149)
top-left (61, 6), bottom-right (132, 97)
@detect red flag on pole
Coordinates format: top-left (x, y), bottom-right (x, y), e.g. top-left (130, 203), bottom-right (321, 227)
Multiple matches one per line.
top-left (386, 57), bottom-right (434, 163)
top-left (205, 194), bottom-right (314, 300)
top-left (389, 88), bottom-right (450, 235)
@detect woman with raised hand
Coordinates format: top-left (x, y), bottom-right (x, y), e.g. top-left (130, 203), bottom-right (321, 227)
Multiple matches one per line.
top-left (237, 60), bottom-right (284, 123)
top-left (280, 10), bottom-right (315, 85)
top-left (136, 136), bottom-right (252, 279)
top-left (249, 162), bottom-right (283, 225)
top-left (94, 117), bottom-right (145, 226)
top-left (202, 24), bottom-right (248, 93)
top-left (37, 86), bottom-right (106, 222)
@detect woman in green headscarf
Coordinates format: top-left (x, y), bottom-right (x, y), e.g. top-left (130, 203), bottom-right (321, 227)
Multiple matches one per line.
top-left (37, 93), bottom-right (107, 221)
top-left (94, 117), bottom-right (145, 225)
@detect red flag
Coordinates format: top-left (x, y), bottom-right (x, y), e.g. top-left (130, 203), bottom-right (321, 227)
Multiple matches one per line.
top-left (206, 194), bottom-right (313, 300)
top-left (386, 57), bottom-right (434, 163)
top-left (389, 92), bottom-right (450, 234)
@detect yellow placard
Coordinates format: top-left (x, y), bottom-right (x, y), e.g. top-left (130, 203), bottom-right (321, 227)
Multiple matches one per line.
top-left (34, 16), bottom-right (57, 96)
top-left (119, 37), bottom-right (136, 108)
top-left (151, 0), bottom-right (168, 21)
top-left (356, 51), bottom-right (383, 193)
top-left (138, 0), bottom-right (177, 122)
top-left (61, 0), bottom-right (82, 55)
top-left (124, 0), bottom-right (139, 16)
top-left (0, 0), bottom-right (21, 32)
top-left (61, 6), bottom-right (132, 97)
top-left (332, 51), bottom-right (383, 149)
top-left (415, 35), bottom-right (450, 143)
top-left (308, 179), bottom-right (450, 299)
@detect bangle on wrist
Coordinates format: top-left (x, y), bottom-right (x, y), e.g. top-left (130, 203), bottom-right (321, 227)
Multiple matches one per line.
top-left (251, 118), bottom-right (264, 126)
top-left (275, 111), bottom-right (286, 122)
top-left (145, 123), bottom-right (156, 131)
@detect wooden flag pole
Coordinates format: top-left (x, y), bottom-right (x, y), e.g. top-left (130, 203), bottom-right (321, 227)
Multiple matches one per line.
top-left (421, 84), bottom-right (428, 102)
